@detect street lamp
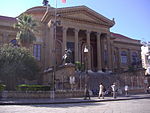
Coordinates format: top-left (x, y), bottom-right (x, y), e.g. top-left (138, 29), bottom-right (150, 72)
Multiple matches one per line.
top-left (84, 45), bottom-right (88, 85)
top-left (84, 45), bottom-right (88, 71)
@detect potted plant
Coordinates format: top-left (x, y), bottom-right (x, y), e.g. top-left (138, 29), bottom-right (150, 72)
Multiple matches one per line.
top-left (0, 83), bottom-right (6, 99)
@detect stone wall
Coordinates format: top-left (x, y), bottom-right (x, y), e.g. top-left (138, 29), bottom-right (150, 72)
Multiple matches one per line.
top-left (1, 90), bottom-right (84, 99)
top-left (86, 69), bottom-right (146, 95)
top-left (43, 64), bottom-right (76, 90)
top-left (115, 69), bottom-right (146, 89)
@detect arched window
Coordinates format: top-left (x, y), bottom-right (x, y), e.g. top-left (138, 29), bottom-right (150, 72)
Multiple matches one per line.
top-left (132, 52), bottom-right (138, 65)
top-left (120, 51), bottom-right (127, 64)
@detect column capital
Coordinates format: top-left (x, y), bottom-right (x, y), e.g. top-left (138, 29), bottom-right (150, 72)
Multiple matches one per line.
top-left (74, 28), bottom-right (80, 32)
top-left (106, 33), bottom-right (111, 38)
top-left (96, 31), bottom-right (102, 35)
top-left (97, 32), bottom-right (102, 37)
top-left (86, 30), bottom-right (91, 34)
top-left (62, 26), bottom-right (68, 31)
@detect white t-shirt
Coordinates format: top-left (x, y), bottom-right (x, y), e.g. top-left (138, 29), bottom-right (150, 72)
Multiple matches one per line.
top-left (69, 76), bottom-right (75, 84)
top-left (125, 85), bottom-right (129, 91)
top-left (111, 84), bottom-right (116, 92)
top-left (99, 84), bottom-right (104, 94)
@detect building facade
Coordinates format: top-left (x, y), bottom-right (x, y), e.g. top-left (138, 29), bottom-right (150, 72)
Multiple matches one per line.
top-left (141, 43), bottom-right (150, 75)
top-left (0, 6), bottom-right (142, 73)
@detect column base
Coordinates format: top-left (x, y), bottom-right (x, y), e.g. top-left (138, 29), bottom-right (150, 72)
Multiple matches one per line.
top-left (88, 70), bottom-right (93, 73)
top-left (97, 70), bottom-right (104, 73)
top-left (108, 70), bottom-right (112, 73)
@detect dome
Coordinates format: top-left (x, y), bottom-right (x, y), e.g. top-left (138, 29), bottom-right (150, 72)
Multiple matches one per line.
top-left (25, 6), bottom-right (54, 14)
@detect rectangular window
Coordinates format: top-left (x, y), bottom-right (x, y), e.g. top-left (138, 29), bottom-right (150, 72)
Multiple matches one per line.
top-left (148, 47), bottom-right (150, 52)
top-left (120, 51), bottom-right (127, 64)
top-left (121, 56), bottom-right (127, 64)
top-left (33, 44), bottom-right (41, 61)
top-left (67, 42), bottom-right (74, 63)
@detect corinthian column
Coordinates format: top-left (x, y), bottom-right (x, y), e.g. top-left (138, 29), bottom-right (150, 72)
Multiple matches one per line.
top-left (75, 28), bottom-right (79, 63)
top-left (86, 30), bottom-right (92, 71)
top-left (97, 32), bottom-right (103, 73)
top-left (107, 34), bottom-right (112, 73)
top-left (62, 26), bottom-right (67, 57)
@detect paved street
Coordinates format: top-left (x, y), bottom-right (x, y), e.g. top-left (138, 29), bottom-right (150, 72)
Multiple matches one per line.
top-left (0, 99), bottom-right (150, 113)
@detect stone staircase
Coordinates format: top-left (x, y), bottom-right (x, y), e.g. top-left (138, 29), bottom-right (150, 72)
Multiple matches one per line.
top-left (75, 72), bottom-right (120, 94)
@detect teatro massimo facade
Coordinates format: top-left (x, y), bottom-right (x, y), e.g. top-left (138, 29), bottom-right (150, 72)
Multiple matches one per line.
top-left (0, 5), bottom-right (142, 73)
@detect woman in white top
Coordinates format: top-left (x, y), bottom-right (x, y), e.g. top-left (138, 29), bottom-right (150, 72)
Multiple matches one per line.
top-left (98, 83), bottom-right (104, 99)
top-left (111, 83), bottom-right (117, 98)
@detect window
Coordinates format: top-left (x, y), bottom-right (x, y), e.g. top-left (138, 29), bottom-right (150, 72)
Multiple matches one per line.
top-left (113, 51), bottom-right (117, 63)
top-left (132, 52), bottom-right (138, 65)
top-left (147, 56), bottom-right (150, 65)
top-left (148, 47), bottom-right (150, 52)
top-left (121, 51), bottom-right (127, 64)
top-left (67, 42), bottom-right (74, 63)
top-left (33, 44), bottom-right (41, 61)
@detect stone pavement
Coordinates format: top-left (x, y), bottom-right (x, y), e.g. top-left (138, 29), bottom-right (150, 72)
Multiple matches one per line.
top-left (0, 93), bottom-right (150, 105)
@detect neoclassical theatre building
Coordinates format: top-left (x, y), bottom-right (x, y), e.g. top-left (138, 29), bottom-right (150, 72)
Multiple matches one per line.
top-left (0, 6), bottom-right (142, 73)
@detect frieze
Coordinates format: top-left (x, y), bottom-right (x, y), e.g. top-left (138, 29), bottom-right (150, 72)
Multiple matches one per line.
top-left (114, 40), bottom-right (142, 46)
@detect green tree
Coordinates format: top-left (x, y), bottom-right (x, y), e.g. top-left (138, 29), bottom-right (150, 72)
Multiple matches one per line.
top-left (0, 44), bottom-right (40, 90)
top-left (14, 13), bottom-right (37, 47)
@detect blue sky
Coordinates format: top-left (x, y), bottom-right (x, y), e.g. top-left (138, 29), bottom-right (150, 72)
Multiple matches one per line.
top-left (0, 0), bottom-right (149, 42)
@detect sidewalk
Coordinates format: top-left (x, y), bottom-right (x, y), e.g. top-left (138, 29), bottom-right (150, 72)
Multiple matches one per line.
top-left (0, 94), bottom-right (150, 105)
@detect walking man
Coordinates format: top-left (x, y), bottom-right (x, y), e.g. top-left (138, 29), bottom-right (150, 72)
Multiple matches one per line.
top-left (84, 84), bottom-right (90, 100)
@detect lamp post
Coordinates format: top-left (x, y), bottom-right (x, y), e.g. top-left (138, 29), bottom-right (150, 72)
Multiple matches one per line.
top-left (52, 0), bottom-right (58, 99)
top-left (84, 45), bottom-right (88, 86)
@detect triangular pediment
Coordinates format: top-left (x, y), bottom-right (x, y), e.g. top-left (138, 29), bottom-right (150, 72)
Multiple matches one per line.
top-left (42, 6), bottom-right (115, 27)
top-left (58, 6), bottom-right (115, 27)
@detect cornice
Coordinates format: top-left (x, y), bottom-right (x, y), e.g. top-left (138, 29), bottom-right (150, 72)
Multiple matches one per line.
top-left (45, 15), bottom-right (110, 30)
top-left (56, 5), bottom-right (115, 25)
top-left (62, 16), bottom-right (110, 28)
top-left (114, 40), bottom-right (142, 46)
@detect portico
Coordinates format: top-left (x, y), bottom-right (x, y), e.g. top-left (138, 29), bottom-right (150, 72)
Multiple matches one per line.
top-left (50, 25), bottom-right (112, 72)
top-left (41, 6), bottom-right (115, 72)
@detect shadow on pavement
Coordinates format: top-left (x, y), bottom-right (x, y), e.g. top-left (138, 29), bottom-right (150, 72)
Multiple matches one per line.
top-left (29, 102), bottom-right (104, 108)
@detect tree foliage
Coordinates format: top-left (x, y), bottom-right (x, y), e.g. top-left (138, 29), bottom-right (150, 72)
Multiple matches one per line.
top-left (0, 44), bottom-right (40, 89)
top-left (14, 13), bottom-right (37, 47)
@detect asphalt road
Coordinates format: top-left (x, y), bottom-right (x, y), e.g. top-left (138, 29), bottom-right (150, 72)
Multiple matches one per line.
top-left (0, 99), bottom-right (150, 113)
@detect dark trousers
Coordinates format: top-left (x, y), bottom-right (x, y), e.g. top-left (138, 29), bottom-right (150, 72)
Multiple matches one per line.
top-left (112, 91), bottom-right (117, 98)
top-left (84, 90), bottom-right (90, 100)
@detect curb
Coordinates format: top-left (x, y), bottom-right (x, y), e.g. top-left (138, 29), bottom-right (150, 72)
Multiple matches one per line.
top-left (0, 96), bottom-right (150, 105)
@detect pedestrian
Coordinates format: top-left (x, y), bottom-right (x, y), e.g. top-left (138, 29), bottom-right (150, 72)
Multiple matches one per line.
top-left (111, 83), bottom-right (117, 99)
top-left (124, 85), bottom-right (129, 96)
top-left (84, 84), bottom-right (90, 100)
top-left (98, 83), bottom-right (105, 99)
